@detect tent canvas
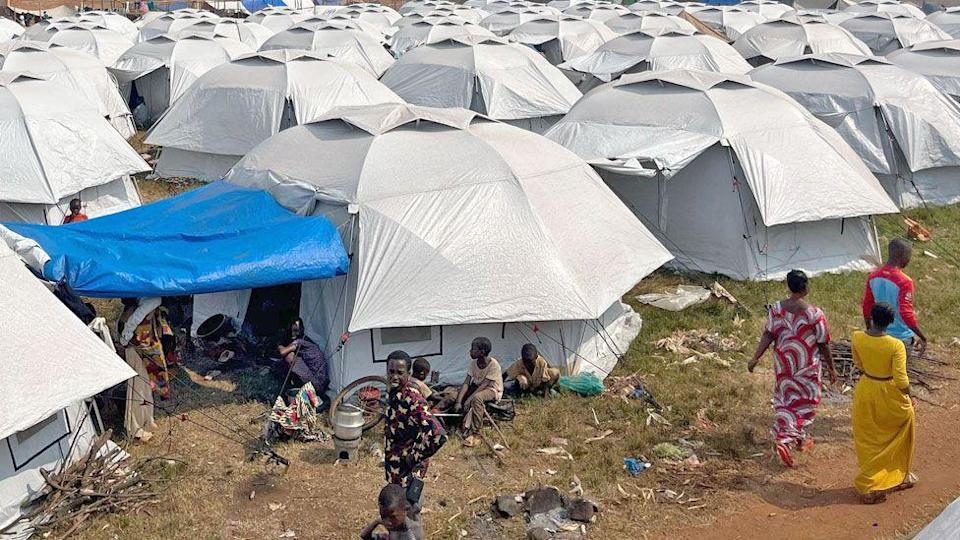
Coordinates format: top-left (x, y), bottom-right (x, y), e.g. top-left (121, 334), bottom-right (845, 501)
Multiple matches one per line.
top-left (0, 242), bottom-right (134, 530)
top-left (545, 70), bottom-right (898, 279)
top-left (225, 103), bottom-right (673, 389)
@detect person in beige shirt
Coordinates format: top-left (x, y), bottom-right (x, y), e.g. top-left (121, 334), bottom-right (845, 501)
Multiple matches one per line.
top-left (505, 343), bottom-right (560, 397)
top-left (455, 337), bottom-right (502, 447)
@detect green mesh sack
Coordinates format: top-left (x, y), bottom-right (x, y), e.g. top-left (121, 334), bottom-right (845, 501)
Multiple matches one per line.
top-left (558, 372), bottom-right (604, 396)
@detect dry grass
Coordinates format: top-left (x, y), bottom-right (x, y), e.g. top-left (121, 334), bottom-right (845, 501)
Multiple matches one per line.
top-left (65, 185), bottom-right (960, 540)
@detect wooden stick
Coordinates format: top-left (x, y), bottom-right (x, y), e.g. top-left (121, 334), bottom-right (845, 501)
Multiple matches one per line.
top-left (481, 408), bottom-right (509, 450)
top-left (477, 431), bottom-right (504, 463)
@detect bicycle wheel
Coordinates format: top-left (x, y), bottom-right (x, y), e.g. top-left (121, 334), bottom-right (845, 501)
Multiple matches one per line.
top-left (329, 375), bottom-right (389, 432)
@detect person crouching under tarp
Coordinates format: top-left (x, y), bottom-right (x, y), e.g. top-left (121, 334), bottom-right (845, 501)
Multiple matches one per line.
top-left (276, 318), bottom-right (331, 410)
top-left (267, 318), bottom-right (331, 442)
top-left (119, 297), bottom-right (179, 401)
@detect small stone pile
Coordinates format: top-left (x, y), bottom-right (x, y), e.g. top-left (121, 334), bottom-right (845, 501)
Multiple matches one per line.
top-left (493, 485), bottom-right (599, 539)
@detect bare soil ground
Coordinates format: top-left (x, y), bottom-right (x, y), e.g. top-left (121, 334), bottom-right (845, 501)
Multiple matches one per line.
top-left (65, 182), bottom-right (960, 540)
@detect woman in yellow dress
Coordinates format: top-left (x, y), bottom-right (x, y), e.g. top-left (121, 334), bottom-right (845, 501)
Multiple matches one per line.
top-left (852, 302), bottom-right (917, 504)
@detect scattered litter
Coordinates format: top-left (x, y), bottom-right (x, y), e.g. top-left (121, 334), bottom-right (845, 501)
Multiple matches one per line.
top-left (249, 490), bottom-right (256, 500)
top-left (368, 442), bottom-right (384, 462)
top-left (585, 430), bottom-right (613, 443)
top-left (278, 530), bottom-right (296, 538)
top-left (550, 437), bottom-right (569, 447)
top-left (545, 469), bottom-right (557, 475)
top-left (591, 407), bottom-right (601, 428)
top-left (616, 484), bottom-right (636, 498)
top-left (493, 443), bottom-right (506, 452)
top-left (680, 356), bottom-right (698, 366)
top-left (606, 371), bottom-right (662, 409)
top-left (623, 458), bottom-right (651, 476)
top-left (537, 447), bottom-right (574, 460)
top-left (558, 372), bottom-right (604, 396)
top-left (683, 454), bottom-right (702, 468)
top-left (924, 250), bottom-right (940, 259)
top-left (656, 329), bottom-right (742, 356)
top-left (569, 475), bottom-right (583, 497)
top-left (636, 285), bottom-right (712, 311)
top-left (710, 281), bottom-right (739, 305)
top-left (203, 370), bottom-right (221, 381)
top-left (696, 409), bottom-right (717, 431)
top-left (677, 438), bottom-right (704, 449)
top-left (268, 503), bottom-right (285, 512)
top-left (646, 410), bottom-right (672, 427)
top-left (652, 442), bottom-right (692, 460)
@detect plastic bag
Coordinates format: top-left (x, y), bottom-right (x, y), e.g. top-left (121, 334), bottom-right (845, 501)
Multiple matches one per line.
top-left (558, 372), bottom-right (604, 396)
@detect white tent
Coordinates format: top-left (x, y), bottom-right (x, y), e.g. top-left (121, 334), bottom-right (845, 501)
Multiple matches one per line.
top-left (389, 16), bottom-right (497, 56)
top-left (0, 17), bottom-right (25, 42)
top-left (887, 39), bottom-right (960, 101)
top-left (481, 8), bottom-right (555, 36)
top-left (733, 19), bottom-right (871, 64)
top-left (0, 72), bottom-right (147, 225)
top-left (560, 30), bottom-right (751, 90)
top-left (172, 18), bottom-right (274, 49)
top-left (28, 22), bottom-right (134, 66)
top-left (627, 1), bottom-right (691, 15)
top-left (508, 14), bottom-right (617, 64)
top-left (336, 3), bottom-right (403, 37)
top-left (685, 6), bottom-right (769, 40)
top-left (916, 497), bottom-right (960, 540)
top-left (246, 6), bottom-right (308, 33)
top-left (400, 0), bottom-right (457, 16)
top-left (0, 41), bottom-right (135, 140)
top-left (563, 2), bottom-right (630, 22)
top-left (545, 69), bottom-right (898, 280)
top-left (603, 12), bottom-right (697, 35)
top-left (259, 23), bottom-right (396, 76)
top-left (843, 0), bottom-right (925, 18)
top-left (423, 4), bottom-right (491, 24)
top-left (0, 241), bottom-right (134, 532)
top-left (147, 50), bottom-right (402, 181)
top-left (225, 103), bottom-right (672, 388)
top-left (73, 10), bottom-right (140, 41)
top-left (139, 12), bottom-right (224, 42)
top-left (838, 12), bottom-right (949, 54)
top-left (306, 13), bottom-right (395, 42)
top-left (380, 37), bottom-right (581, 133)
top-left (789, 9), bottom-right (856, 24)
top-left (751, 53), bottom-right (960, 208)
top-left (110, 34), bottom-right (252, 127)
top-left (928, 7), bottom-right (960, 38)
top-left (740, 0), bottom-right (796, 19)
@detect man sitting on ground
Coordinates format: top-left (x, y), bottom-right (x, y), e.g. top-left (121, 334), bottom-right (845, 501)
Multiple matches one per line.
top-left (277, 318), bottom-right (330, 410)
top-left (504, 343), bottom-right (560, 397)
top-left (62, 198), bottom-right (88, 224)
top-left (454, 337), bottom-right (503, 447)
top-left (360, 484), bottom-right (422, 540)
top-left (410, 357), bottom-right (433, 400)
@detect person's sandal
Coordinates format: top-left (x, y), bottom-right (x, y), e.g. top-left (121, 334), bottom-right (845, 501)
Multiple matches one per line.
top-left (861, 491), bottom-right (887, 504)
top-left (891, 472), bottom-right (919, 492)
top-left (775, 443), bottom-right (795, 468)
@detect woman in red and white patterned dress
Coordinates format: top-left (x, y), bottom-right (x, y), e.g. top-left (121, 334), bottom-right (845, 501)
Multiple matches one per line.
top-left (749, 270), bottom-right (837, 467)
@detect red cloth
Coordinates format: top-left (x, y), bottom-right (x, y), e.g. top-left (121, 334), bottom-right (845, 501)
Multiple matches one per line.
top-left (62, 213), bottom-right (88, 224)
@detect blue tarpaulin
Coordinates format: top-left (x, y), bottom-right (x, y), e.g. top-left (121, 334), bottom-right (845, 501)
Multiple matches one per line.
top-left (4, 182), bottom-right (349, 298)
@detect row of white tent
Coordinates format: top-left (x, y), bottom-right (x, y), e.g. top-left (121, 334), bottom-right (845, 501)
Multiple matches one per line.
top-left (0, 0), bottom-right (955, 529)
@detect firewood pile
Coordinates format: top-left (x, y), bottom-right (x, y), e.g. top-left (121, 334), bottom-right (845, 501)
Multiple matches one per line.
top-left (10, 430), bottom-right (162, 539)
top-left (830, 339), bottom-right (954, 390)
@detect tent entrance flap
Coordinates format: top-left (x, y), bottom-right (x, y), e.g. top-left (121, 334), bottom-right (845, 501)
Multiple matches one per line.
top-left (2, 181), bottom-right (349, 298)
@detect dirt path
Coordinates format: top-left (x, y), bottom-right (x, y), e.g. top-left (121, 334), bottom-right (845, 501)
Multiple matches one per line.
top-left (657, 380), bottom-right (960, 540)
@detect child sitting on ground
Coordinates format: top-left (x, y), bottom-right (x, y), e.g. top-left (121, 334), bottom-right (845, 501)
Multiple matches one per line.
top-left (360, 484), bottom-right (422, 540)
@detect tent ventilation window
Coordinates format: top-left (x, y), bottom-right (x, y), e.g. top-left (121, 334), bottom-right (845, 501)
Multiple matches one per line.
top-left (15, 413), bottom-right (61, 445)
top-left (380, 326), bottom-right (432, 345)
